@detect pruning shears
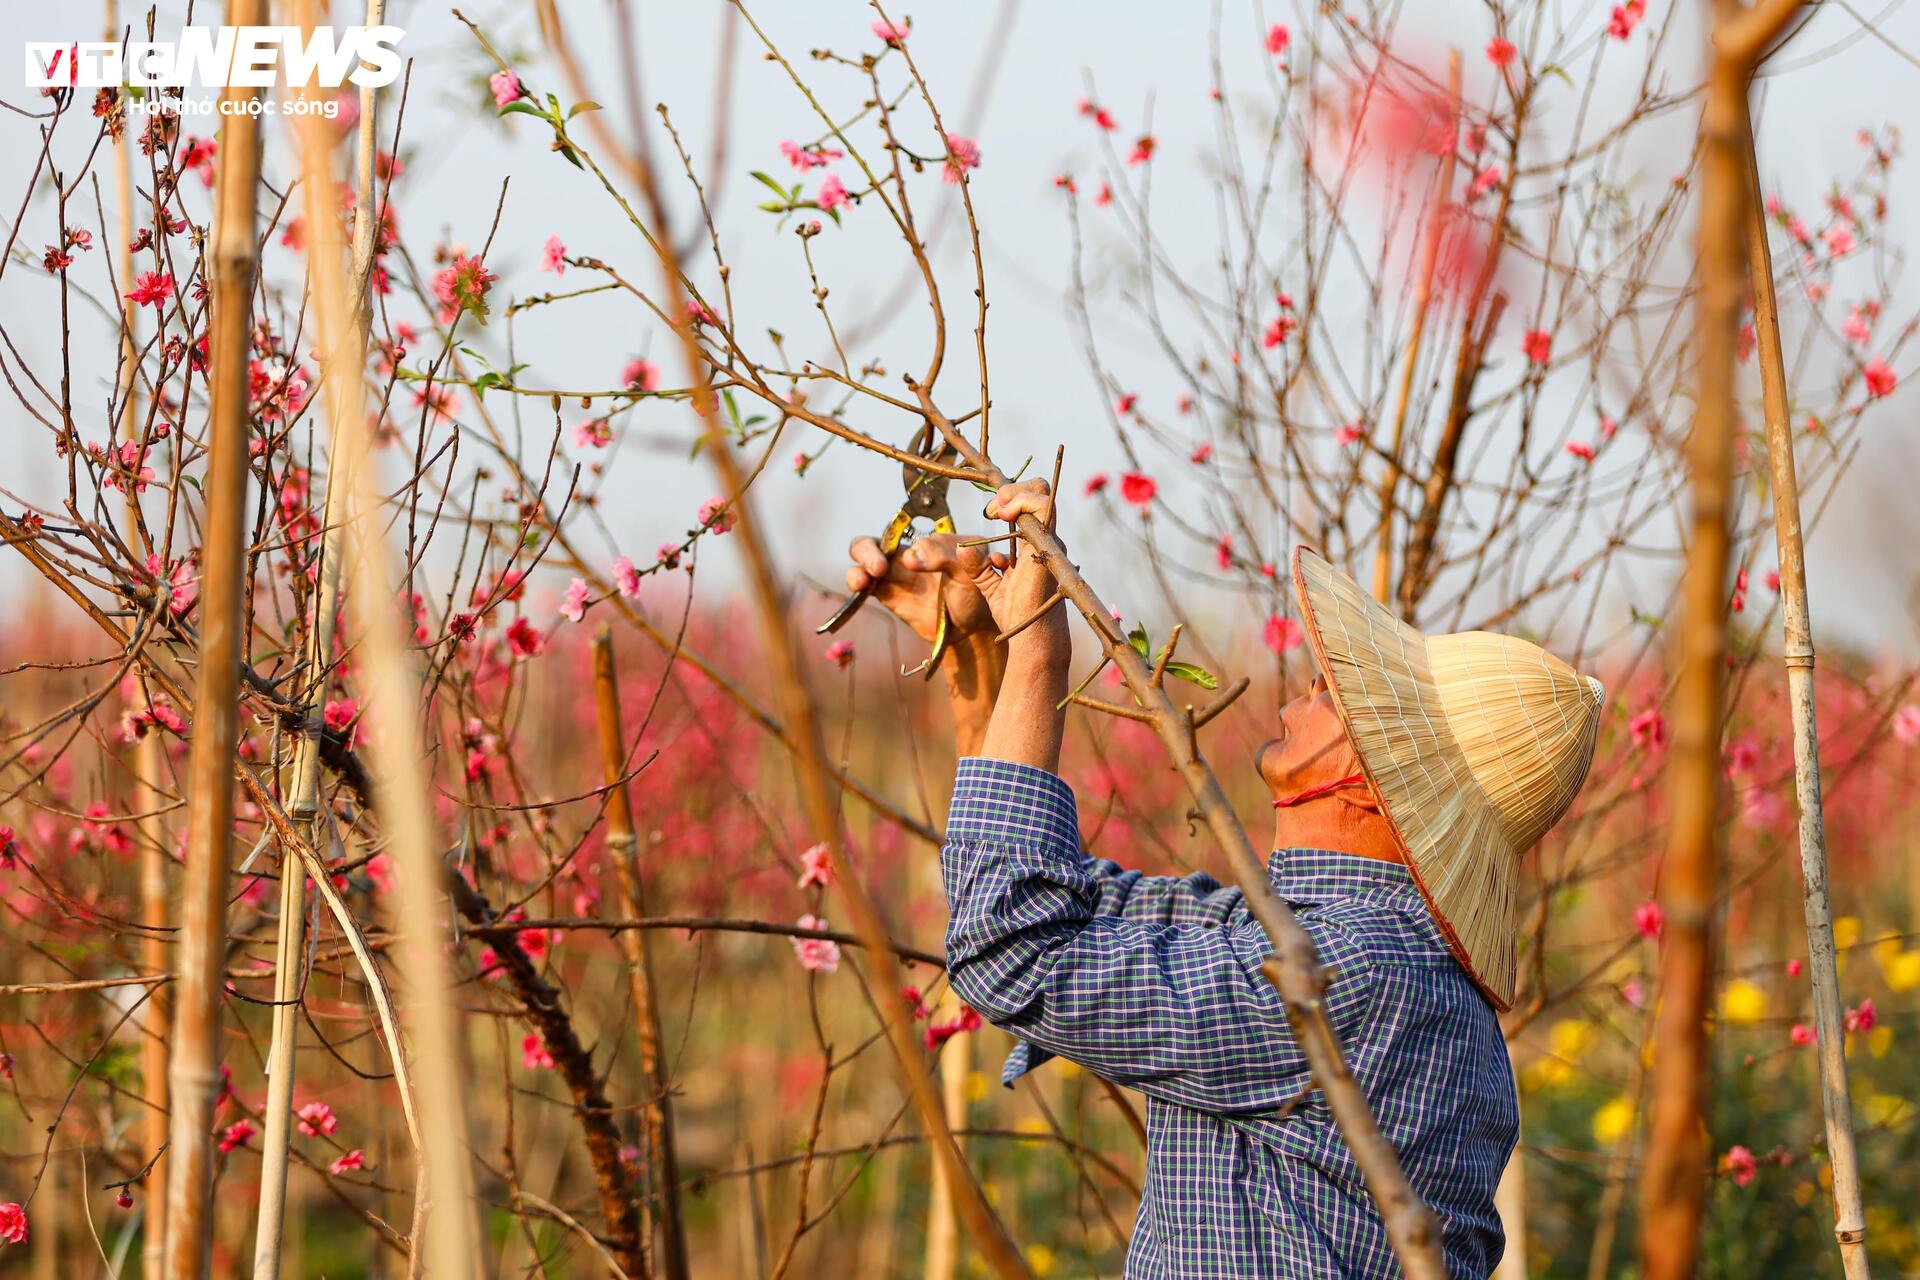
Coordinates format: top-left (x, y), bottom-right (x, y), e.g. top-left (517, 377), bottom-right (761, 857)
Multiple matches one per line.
top-left (817, 423), bottom-right (959, 679)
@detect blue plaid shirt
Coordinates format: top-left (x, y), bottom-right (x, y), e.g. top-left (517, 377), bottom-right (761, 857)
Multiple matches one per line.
top-left (942, 759), bottom-right (1516, 1279)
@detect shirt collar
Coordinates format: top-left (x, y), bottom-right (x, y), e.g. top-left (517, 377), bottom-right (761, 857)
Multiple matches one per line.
top-left (1266, 846), bottom-right (1418, 904)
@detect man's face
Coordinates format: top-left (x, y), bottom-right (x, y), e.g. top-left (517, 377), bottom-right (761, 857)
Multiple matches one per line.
top-left (1256, 676), bottom-right (1366, 804)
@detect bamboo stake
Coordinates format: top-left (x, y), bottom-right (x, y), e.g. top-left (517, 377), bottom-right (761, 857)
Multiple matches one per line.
top-left (1639, 5), bottom-right (1802, 1276)
top-left (108, 2), bottom-right (171, 1265)
top-left (1741, 109), bottom-right (1872, 1280)
top-left (1372, 50), bottom-right (1459, 608)
top-left (161, 4), bottom-right (265, 1270)
top-left (251, 7), bottom-right (383, 1274)
top-left (591, 627), bottom-right (688, 1280)
top-left (292, 2), bottom-right (480, 1270)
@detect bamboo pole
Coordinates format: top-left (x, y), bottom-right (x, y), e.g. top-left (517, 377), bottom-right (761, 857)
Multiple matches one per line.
top-left (1638, 5), bottom-right (1802, 1277)
top-left (107, 3), bottom-right (172, 1267)
top-left (161, 3), bottom-right (265, 1271)
top-left (1372, 50), bottom-right (1459, 608)
top-left (291, 1), bottom-right (480, 1270)
top-left (251, 6), bottom-right (383, 1273)
top-left (1741, 110), bottom-right (1871, 1280)
top-left (591, 627), bottom-right (688, 1280)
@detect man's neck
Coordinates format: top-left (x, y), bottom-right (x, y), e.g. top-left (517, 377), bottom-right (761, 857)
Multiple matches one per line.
top-left (1269, 807), bottom-right (1405, 865)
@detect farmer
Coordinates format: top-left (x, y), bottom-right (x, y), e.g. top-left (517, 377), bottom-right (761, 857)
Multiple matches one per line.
top-left (845, 478), bottom-right (1606, 1278)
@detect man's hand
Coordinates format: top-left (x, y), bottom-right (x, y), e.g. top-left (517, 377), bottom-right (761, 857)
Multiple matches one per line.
top-left (844, 533), bottom-right (1004, 648)
top-left (844, 478), bottom-right (1067, 656)
top-left (843, 479), bottom-right (1069, 763)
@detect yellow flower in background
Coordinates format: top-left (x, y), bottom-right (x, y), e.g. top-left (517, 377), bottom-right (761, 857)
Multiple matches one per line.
top-left (1522, 1057), bottom-right (1574, 1091)
top-left (1871, 933), bottom-right (1904, 971)
top-left (1721, 978), bottom-right (1768, 1024)
top-left (1025, 1244), bottom-right (1057, 1277)
top-left (1861, 1094), bottom-right (1910, 1129)
top-left (965, 1070), bottom-right (990, 1103)
top-left (1550, 1018), bottom-right (1594, 1060)
top-left (1592, 1095), bottom-right (1635, 1146)
top-left (1867, 1025), bottom-right (1893, 1059)
top-left (1833, 916), bottom-right (1861, 949)
top-left (1014, 1116), bottom-right (1048, 1137)
top-left (1883, 949), bottom-right (1920, 992)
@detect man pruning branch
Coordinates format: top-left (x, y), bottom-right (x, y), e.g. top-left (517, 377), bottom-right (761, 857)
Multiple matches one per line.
top-left (846, 479), bottom-right (1606, 1278)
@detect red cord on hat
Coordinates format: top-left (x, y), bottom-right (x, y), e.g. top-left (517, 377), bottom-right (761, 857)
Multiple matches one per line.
top-left (1271, 773), bottom-right (1366, 808)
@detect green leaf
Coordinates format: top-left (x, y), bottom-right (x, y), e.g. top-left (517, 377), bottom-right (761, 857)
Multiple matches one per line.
top-left (1539, 64), bottom-right (1575, 88)
top-left (498, 100), bottom-right (547, 120)
top-left (473, 371), bottom-right (503, 399)
top-left (757, 200), bottom-right (789, 213)
top-left (1163, 661), bottom-right (1220, 691)
top-left (750, 170), bottom-right (791, 200)
top-left (567, 100), bottom-right (602, 119)
top-left (559, 145), bottom-right (584, 170)
top-left (825, 207), bottom-right (841, 227)
top-left (1127, 625), bottom-right (1151, 660)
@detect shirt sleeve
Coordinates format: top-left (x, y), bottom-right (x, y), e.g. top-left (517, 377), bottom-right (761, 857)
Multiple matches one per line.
top-left (942, 758), bottom-right (1374, 1116)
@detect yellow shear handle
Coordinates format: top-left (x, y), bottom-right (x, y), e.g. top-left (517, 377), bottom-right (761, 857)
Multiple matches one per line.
top-left (898, 514), bottom-right (957, 680)
top-left (815, 508), bottom-right (918, 637)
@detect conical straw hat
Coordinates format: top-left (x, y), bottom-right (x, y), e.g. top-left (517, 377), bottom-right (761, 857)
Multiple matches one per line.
top-left (1290, 547), bottom-right (1605, 1009)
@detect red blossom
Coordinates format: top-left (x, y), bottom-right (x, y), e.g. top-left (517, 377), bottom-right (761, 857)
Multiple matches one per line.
top-left (218, 1119), bottom-right (257, 1153)
top-left (0, 1202), bottom-right (24, 1245)
top-left (431, 253), bottom-right (497, 326)
top-left (1634, 901), bottom-right (1663, 940)
top-left (1522, 329), bottom-right (1552, 365)
top-left (1127, 135), bottom-right (1157, 165)
top-left (1486, 37), bottom-right (1516, 67)
top-left (521, 1033), bottom-right (556, 1070)
top-left (1082, 473), bottom-right (1109, 497)
top-left (506, 617), bottom-right (545, 658)
top-left (1263, 616), bottom-right (1304, 653)
top-left (1721, 1144), bottom-right (1757, 1187)
top-left (1863, 358), bottom-right (1896, 398)
top-left (1118, 472), bottom-right (1156, 507)
top-left (126, 272), bottom-right (175, 308)
top-left (943, 133), bottom-right (982, 183)
top-left (297, 1101), bottom-right (338, 1138)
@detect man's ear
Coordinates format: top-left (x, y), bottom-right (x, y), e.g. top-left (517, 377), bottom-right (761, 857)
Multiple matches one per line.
top-left (1340, 775), bottom-right (1386, 814)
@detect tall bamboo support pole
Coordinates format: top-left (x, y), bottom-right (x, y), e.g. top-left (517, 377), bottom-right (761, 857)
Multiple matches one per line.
top-left (1372, 50), bottom-right (1459, 608)
top-left (1741, 113), bottom-right (1871, 1280)
top-left (292, 2), bottom-right (480, 1270)
top-left (161, 3), bottom-right (266, 1272)
top-left (591, 627), bottom-right (688, 1280)
top-left (1638, 5), bottom-right (1801, 1277)
top-left (107, 2), bottom-right (172, 1267)
top-left (251, 7), bottom-right (383, 1273)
